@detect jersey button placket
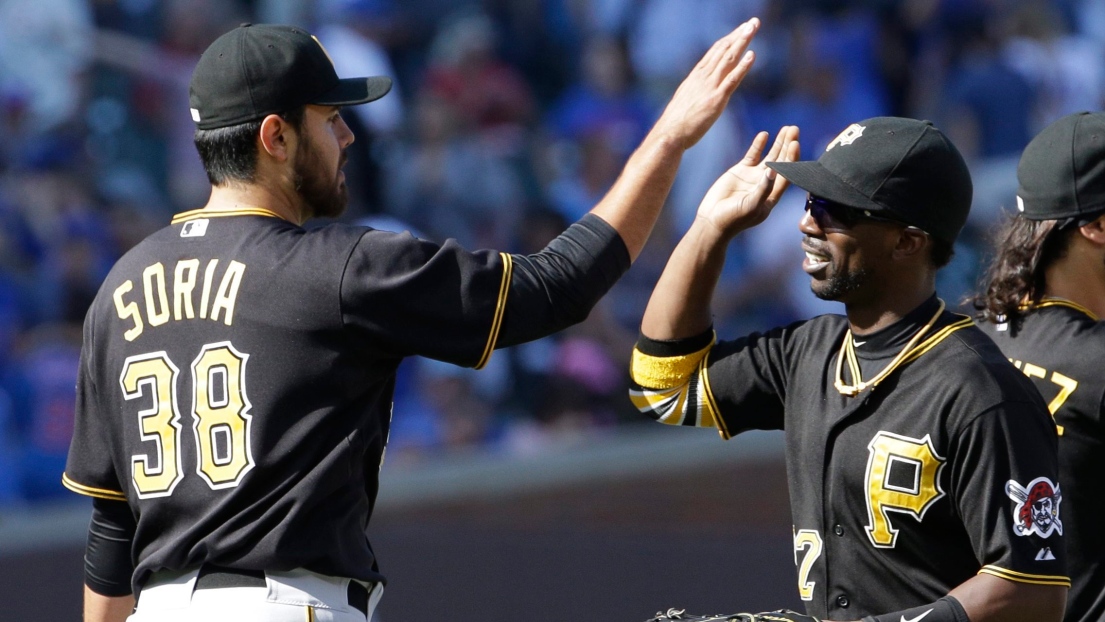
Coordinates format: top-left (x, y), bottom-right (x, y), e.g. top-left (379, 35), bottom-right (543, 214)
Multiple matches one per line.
top-left (836, 594), bottom-right (849, 608)
top-left (833, 524), bottom-right (844, 537)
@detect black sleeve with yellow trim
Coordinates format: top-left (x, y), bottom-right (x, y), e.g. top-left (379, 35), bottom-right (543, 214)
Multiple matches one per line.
top-left (495, 214), bottom-right (630, 349)
top-left (952, 402), bottom-right (1070, 588)
top-left (341, 214), bottom-right (628, 369)
top-left (629, 326), bottom-right (789, 439)
top-left (341, 229), bottom-right (508, 367)
top-left (64, 307), bottom-right (127, 502)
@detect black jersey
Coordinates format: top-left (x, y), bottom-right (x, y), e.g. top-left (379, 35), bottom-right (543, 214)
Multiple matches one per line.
top-left (64, 208), bottom-right (629, 593)
top-left (629, 296), bottom-right (1068, 620)
top-left (979, 299), bottom-right (1105, 622)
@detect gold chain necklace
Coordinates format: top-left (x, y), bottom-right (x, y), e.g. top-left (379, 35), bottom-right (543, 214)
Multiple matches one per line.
top-left (833, 300), bottom-right (946, 397)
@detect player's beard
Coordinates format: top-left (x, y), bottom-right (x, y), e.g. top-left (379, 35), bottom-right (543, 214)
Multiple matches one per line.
top-left (810, 263), bottom-right (871, 301)
top-left (293, 134), bottom-right (348, 220)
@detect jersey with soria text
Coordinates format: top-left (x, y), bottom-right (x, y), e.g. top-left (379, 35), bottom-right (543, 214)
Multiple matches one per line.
top-left (64, 209), bottom-right (628, 593)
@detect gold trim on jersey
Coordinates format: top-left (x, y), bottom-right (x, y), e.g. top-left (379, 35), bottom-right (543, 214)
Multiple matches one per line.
top-left (1025, 297), bottom-right (1100, 321)
top-left (978, 565), bottom-right (1070, 587)
top-left (171, 207), bottom-right (287, 224)
top-left (628, 342), bottom-right (726, 437)
top-left (629, 334), bottom-right (716, 389)
top-left (474, 252), bottom-right (513, 370)
top-left (306, 605), bottom-right (316, 622)
top-left (899, 316), bottom-right (974, 365)
top-left (834, 300), bottom-right (948, 396)
top-left (699, 351), bottom-right (730, 440)
top-left (628, 385), bottom-right (679, 412)
top-left (61, 473), bottom-right (127, 501)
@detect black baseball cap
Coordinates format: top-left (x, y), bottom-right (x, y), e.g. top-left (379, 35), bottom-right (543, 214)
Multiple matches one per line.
top-left (768, 117), bottom-right (973, 245)
top-left (188, 23), bottom-right (392, 130)
top-left (1017, 111), bottom-right (1105, 226)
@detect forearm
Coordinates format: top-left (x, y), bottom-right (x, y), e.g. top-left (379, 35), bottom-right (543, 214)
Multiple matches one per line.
top-left (496, 214), bottom-right (630, 347)
top-left (948, 573), bottom-right (1065, 622)
top-left (852, 575), bottom-right (1065, 622)
top-left (84, 586), bottom-right (134, 622)
top-left (589, 132), bottom-right (685, 262)
top-left (82, 496), bottom-right (136, 622)
top-left (641, 217), bottom-right (733, 340)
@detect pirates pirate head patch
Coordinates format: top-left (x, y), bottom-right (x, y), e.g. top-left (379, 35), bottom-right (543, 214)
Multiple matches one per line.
top-left (1006, 477), bottom-right (1062, 538)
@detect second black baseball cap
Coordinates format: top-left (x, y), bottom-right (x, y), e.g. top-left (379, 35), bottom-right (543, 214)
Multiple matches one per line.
top-left (768, 117), bottom-right (973, 245)
top-left (189, 23), bottom-right (392, 130)
top-left (1017, 111), bottom-right (1105, 226)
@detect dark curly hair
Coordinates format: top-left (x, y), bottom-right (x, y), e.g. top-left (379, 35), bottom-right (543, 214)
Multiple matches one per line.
top-left (973, 214), bottom-right (1073, 333)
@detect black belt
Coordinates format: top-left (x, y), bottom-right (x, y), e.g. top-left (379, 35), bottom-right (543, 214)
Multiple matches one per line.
top-left (194, 565), bottom-right (369, 617)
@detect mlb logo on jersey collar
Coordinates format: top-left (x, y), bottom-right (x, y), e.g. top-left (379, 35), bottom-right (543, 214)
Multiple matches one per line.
top-left (181, 219), bottom-right (209, 238)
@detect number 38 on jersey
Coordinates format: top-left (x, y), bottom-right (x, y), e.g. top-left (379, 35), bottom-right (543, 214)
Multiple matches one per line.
top-left (121, 342), bottom-right (255, 498)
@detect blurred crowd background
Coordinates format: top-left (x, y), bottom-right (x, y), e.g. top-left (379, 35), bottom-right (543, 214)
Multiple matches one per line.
top-left (0, 0), bottom-right (1103, 505)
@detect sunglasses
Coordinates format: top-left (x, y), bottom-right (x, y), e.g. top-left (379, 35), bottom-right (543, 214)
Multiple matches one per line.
top-left (804, 195), bottom-right (918, 231)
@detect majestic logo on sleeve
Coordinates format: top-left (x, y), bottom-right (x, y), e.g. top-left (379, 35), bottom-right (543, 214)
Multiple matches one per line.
top-left (1006, 477), bottom-right (1062, 538)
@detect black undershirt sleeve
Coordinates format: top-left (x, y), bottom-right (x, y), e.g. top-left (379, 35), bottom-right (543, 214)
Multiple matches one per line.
top-left (85, 497), bottom-right (136, 596)
top-left (635, 329), bottom-right (716, 357)
top-left (495, 213), bottom-right (630, 348)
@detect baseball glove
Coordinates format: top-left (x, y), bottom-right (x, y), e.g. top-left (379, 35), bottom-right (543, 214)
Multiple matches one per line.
top-left (646, 609), bottom-right (819, 622)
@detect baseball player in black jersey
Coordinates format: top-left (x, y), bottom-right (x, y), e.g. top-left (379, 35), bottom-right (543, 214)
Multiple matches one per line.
top-left (975, 111), bottom-right (1105, 622)
top-left (629, 117), bottom-right (1068, 622)
top-left (63, 20), bottom-right (767, 622)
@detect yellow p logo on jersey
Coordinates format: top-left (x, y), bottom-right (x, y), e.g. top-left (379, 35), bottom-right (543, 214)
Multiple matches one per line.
top-left (864, 431), bottom-right (946, 548)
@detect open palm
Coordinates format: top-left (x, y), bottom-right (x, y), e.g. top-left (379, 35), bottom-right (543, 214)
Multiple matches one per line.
top-left (696, 125), bottom-right (800, 239)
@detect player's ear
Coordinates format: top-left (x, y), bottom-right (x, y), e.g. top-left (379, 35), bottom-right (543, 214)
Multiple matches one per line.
top-left (1077, 214), bottom-right (1105, 246)
top-left (258, 114), bottom-right (294, 162)
top-left (892, 226), bottom-right (928, 261)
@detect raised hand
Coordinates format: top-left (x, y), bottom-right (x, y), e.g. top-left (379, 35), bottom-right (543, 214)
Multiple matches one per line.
top-left (695, 125), bottom-right (800, 239)
top-left (653, 18), bottom-right (762, 150)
